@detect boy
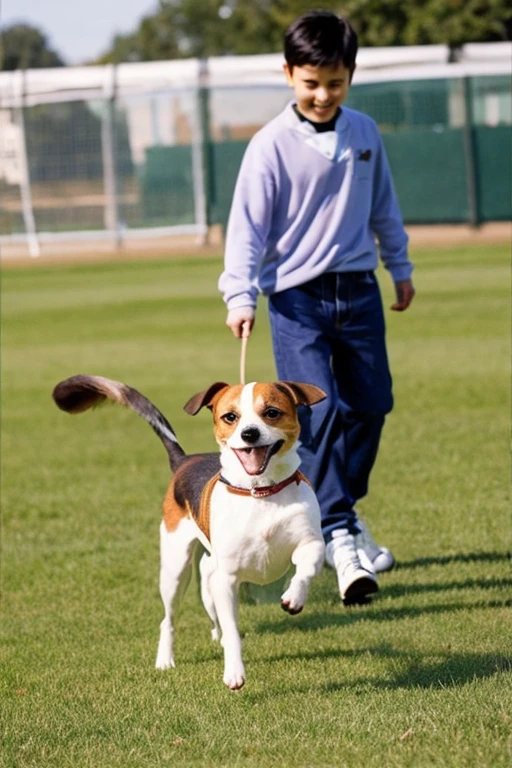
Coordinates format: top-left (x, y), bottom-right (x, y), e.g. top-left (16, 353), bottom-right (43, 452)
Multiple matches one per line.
top-left (219, 11), bottom-right (415, 605)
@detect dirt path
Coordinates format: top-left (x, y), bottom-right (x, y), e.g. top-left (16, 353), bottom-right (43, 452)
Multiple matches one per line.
top-left (1, 222), bottom-right (509, 268)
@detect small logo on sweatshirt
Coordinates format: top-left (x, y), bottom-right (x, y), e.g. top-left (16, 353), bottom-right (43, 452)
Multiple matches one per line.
top-left (358, 149), bottom-right (372, 161)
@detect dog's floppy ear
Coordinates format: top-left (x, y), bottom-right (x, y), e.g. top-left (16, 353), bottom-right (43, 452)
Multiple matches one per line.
top-left (276, 382), bottom-right (327, 407)
top-left (184, 382), bottom-right (231, 415)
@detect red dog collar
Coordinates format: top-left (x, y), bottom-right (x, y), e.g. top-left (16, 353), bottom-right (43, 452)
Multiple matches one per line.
top-left (219, 469), bottom-right (310, 498)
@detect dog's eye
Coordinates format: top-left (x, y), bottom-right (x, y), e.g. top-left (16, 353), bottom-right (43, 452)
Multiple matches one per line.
top-left (221, 412), bottom-right (238, 424)
top-left (263, 407), bottom-right (283, 420)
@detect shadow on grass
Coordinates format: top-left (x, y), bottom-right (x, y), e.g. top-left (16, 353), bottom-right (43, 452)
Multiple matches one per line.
top-left (325, 648), bottom-right (512, 692)
top-left (383, 576), bottom-right (511, 599)
top-left (397, 550), bottom-right (510, 570)
top-left (247, 644), bottom-right (512, 696)
top-left (256, 597), bottom-right (511, 636)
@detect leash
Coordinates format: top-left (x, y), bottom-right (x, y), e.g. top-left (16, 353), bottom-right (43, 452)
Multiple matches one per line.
top-left (240, 322), bottom-right (249, 385)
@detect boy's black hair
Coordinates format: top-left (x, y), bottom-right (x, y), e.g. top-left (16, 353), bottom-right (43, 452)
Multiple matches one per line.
top-left (284, 10), bottom-right (358, 73)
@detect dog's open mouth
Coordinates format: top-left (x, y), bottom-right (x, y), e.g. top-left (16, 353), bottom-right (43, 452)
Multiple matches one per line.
top-left (233, 440), bottom-right (284, 476)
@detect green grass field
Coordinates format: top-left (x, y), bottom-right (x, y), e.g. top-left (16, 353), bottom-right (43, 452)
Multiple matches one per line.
top-left (1, 244), bottom-right (510, 767)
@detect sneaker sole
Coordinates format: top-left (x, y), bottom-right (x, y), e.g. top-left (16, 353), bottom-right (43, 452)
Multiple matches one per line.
top-left (342, 576), bottom-right (379, 606)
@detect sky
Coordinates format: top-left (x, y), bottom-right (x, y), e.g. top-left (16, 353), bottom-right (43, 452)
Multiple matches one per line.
top-left (1, 0), bottom-right (159, 65)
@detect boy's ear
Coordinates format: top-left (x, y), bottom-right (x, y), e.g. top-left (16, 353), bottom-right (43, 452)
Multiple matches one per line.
top-left (283, 62), bottom-right (294, 86)
top-left (349, 63), bottom-right (356, 83)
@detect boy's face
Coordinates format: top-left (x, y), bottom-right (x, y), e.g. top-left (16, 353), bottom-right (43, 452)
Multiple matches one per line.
top-left (283, 62), bottom-right (353, 123)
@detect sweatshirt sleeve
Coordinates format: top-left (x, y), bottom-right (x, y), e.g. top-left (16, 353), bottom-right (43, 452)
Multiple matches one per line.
top-left (369, 128), bottom-right (414, 283)
top-left (218, 138), bottom-right (276, 310)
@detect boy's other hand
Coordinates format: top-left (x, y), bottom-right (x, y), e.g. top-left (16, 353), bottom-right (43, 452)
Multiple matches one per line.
top-left (226, 307), bottom-right (256, 338)
top-left (391, 279), bottom-right (415, 311)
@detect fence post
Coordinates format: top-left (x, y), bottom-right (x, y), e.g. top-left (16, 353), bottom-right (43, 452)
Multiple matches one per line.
top-left (14, 70), bottom-right (40, 257)
top-left (197, 58), bottom-right (214, 244)
top-left (462, 76), bottom-right (479, 227)
top-left (102, 64), bottom-right (122, 247)
top-left (191, 60), bottom-right (208, 244)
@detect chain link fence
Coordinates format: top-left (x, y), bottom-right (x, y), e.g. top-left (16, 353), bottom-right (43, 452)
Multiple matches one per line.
top-left (0, 44), bottom-right (510, 257)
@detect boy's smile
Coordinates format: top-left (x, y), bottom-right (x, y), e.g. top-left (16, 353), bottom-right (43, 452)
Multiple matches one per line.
top-left (283, 62), bottom-right (353, 124)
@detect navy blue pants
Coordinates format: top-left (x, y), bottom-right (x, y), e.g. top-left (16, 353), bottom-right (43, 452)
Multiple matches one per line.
top-left (268, 272), bottom-right (393, 542)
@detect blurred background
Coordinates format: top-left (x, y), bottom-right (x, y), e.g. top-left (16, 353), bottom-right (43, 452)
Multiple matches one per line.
top-left (0, 0), bottom-right (511, 257)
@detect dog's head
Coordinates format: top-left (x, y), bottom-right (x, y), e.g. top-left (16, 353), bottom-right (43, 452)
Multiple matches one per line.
top-left (184, 381), bottom-right (326, 485)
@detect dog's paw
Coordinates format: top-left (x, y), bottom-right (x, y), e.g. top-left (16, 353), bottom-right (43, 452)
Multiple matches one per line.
top-left (155, 656), bottom-right (176, 670)
top-left (280, 584), bottom-right (306, 615)
top-left (280, 599), bottom-right (304, 615)
top-left (155, 639), bottom-right (175, 670)
top-left (223, 663), bottom-right (246, 691)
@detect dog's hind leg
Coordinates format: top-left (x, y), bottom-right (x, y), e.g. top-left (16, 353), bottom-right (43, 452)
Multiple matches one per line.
top-left (155, 519), bottom-right (198, 670)
top-left (199, 552), bottom-right (221, 642)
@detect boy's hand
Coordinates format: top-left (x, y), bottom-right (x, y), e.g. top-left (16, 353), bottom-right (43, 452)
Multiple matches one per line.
top-left (391, 279), bottom-right (415, 311)
top-left (226, 307), bottom-right (256, 338)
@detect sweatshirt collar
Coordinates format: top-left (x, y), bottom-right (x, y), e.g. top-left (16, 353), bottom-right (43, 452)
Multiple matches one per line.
top-left (286, 101), bottom-right (349, 136)
top-left (286, 102), bottom-right (350, 161)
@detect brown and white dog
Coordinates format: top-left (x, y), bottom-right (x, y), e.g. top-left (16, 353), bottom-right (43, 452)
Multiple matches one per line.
top-left (52, 375), bottom-right (326, 690)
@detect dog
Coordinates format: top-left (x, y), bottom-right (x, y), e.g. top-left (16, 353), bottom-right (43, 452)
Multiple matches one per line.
top-left (52, 375), bottom-right (326, 690)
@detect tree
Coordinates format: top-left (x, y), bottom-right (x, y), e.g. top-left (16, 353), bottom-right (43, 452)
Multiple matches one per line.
top-left (402, 0), bottom-right (512, 47)
top-left (342, 0), bottom-right (512, 48)
top-left (98, 6), bottom-right (182, 63)
top-left (99, 0), bottom-right (286, 61)
top-left (0, 24), bottom-right (65, 70)
top-left (96, 0), bottom-right (512, 64)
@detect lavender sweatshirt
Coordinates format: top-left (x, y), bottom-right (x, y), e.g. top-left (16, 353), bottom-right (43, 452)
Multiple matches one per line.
top-left (219, 102), bottom-right (413, 311)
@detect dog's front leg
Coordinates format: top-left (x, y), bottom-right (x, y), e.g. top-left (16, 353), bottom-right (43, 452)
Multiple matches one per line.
top-left (208, 569), bottom-right (245, 690)
top-left (281, 538), bottom-right (325, 615)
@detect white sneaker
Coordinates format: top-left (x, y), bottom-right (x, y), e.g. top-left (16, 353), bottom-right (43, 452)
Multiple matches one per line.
top-left (356, 519), bottom-right (395, 573)
top-left (325, 529), bottom-right (378, 606)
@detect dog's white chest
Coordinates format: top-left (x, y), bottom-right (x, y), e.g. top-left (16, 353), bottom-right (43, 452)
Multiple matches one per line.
top-left (209, 483), bottom-right (320, 585)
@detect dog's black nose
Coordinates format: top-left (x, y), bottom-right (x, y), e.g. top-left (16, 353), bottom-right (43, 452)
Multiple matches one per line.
top-left (241, 426), bottom-right (260, 444)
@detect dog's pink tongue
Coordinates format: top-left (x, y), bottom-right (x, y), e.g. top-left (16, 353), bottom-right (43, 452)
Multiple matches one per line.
top-left (235, 447), bottom-right (269, 476)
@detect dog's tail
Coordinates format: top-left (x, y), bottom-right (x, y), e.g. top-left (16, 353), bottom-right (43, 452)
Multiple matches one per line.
top-left (52, 374), bottom-right (186, 471)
